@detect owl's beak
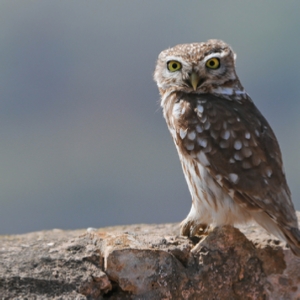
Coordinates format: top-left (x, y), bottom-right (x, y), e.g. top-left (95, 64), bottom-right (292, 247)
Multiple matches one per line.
top-left (190, 72), bottom-right (200, 91)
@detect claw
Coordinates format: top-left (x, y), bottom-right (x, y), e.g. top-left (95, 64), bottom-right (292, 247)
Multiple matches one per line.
top-left (180, 218), bottom-right (209, 237)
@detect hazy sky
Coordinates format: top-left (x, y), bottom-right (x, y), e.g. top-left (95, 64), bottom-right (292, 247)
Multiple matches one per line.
top-left (1, 1), bottom-right (300, 234)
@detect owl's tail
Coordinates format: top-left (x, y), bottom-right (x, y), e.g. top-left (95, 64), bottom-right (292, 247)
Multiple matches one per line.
top-left (281, 226), bottom-right (300, 257)
top-left (251, 211), bottom-right (300, 257)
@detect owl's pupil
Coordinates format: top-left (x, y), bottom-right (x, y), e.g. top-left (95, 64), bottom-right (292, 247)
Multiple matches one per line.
top-left (172, 63), bottom-right (177, 69)
top-left (209, 61), bottom-right (215, 66)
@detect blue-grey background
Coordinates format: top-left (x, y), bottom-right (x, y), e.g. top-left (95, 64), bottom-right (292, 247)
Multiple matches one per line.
top-left (1, 1), bottom-right (300, 234)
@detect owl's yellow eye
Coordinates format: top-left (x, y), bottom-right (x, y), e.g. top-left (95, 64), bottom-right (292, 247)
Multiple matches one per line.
top-left (205, 57), bottom-right (220, 69)
top-left (167, 60), bottom-right (182, 72)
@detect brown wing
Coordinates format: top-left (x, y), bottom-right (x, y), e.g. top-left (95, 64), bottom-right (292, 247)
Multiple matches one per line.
top-left (173, 92), bottom-right (298, 228)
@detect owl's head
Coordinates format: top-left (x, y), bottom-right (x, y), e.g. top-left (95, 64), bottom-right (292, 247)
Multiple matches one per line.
top-left (154, 39), bottom-right (243, 97)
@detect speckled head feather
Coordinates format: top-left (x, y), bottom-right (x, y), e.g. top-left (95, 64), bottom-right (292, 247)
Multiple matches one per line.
top-left (158, 40), bottom-right (233, 62)
top-left (154, 39), bottom-right (300, 256)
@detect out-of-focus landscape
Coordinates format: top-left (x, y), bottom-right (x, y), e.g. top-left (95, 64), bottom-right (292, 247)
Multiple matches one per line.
top-left (1, 1), bottom-right (300, 234)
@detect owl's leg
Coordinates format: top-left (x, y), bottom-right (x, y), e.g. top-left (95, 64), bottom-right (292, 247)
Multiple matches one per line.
top-left (180, 200), bottom-right (210, 237)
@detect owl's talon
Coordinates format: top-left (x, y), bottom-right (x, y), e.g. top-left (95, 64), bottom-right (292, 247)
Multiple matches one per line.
top-left (180, 219), bottom-right (193, 237)
top-left (180, 219), bottom-right (208, 237)
top-left (191, 224), bottom-right (209, 236)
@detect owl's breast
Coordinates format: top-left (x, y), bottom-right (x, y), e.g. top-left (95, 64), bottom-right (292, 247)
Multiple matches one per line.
top-left (164, 92), bottom-right (285, 195)
top-left (168, 93), bottom-right (220, 159)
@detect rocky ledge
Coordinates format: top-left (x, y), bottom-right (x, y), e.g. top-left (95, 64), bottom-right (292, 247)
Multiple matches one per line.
top-left (1, 214), bottom-right (300, 299)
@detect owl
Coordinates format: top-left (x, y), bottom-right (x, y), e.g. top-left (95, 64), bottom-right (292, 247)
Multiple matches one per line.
top-left (154, 39), bottom-right (300, 256)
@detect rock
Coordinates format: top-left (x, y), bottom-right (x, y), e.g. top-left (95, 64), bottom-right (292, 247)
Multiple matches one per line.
top-left (1, 215), bottom-right (300, 299)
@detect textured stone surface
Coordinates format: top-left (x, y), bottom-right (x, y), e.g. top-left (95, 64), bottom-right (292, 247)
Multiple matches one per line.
top-left (1, 215), bottom-right (300, 299)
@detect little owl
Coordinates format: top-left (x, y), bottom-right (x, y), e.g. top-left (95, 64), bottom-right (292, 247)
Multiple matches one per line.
top-left (154, 39), bottom-right (300, 256)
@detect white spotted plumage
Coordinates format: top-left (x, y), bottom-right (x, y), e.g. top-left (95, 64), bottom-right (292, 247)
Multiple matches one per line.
top-left (154, 39), bottom-right (300, 256)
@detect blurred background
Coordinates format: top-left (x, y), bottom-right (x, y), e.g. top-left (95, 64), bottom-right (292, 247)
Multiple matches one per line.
top-left (1, 1), bottom-right (300, 234)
